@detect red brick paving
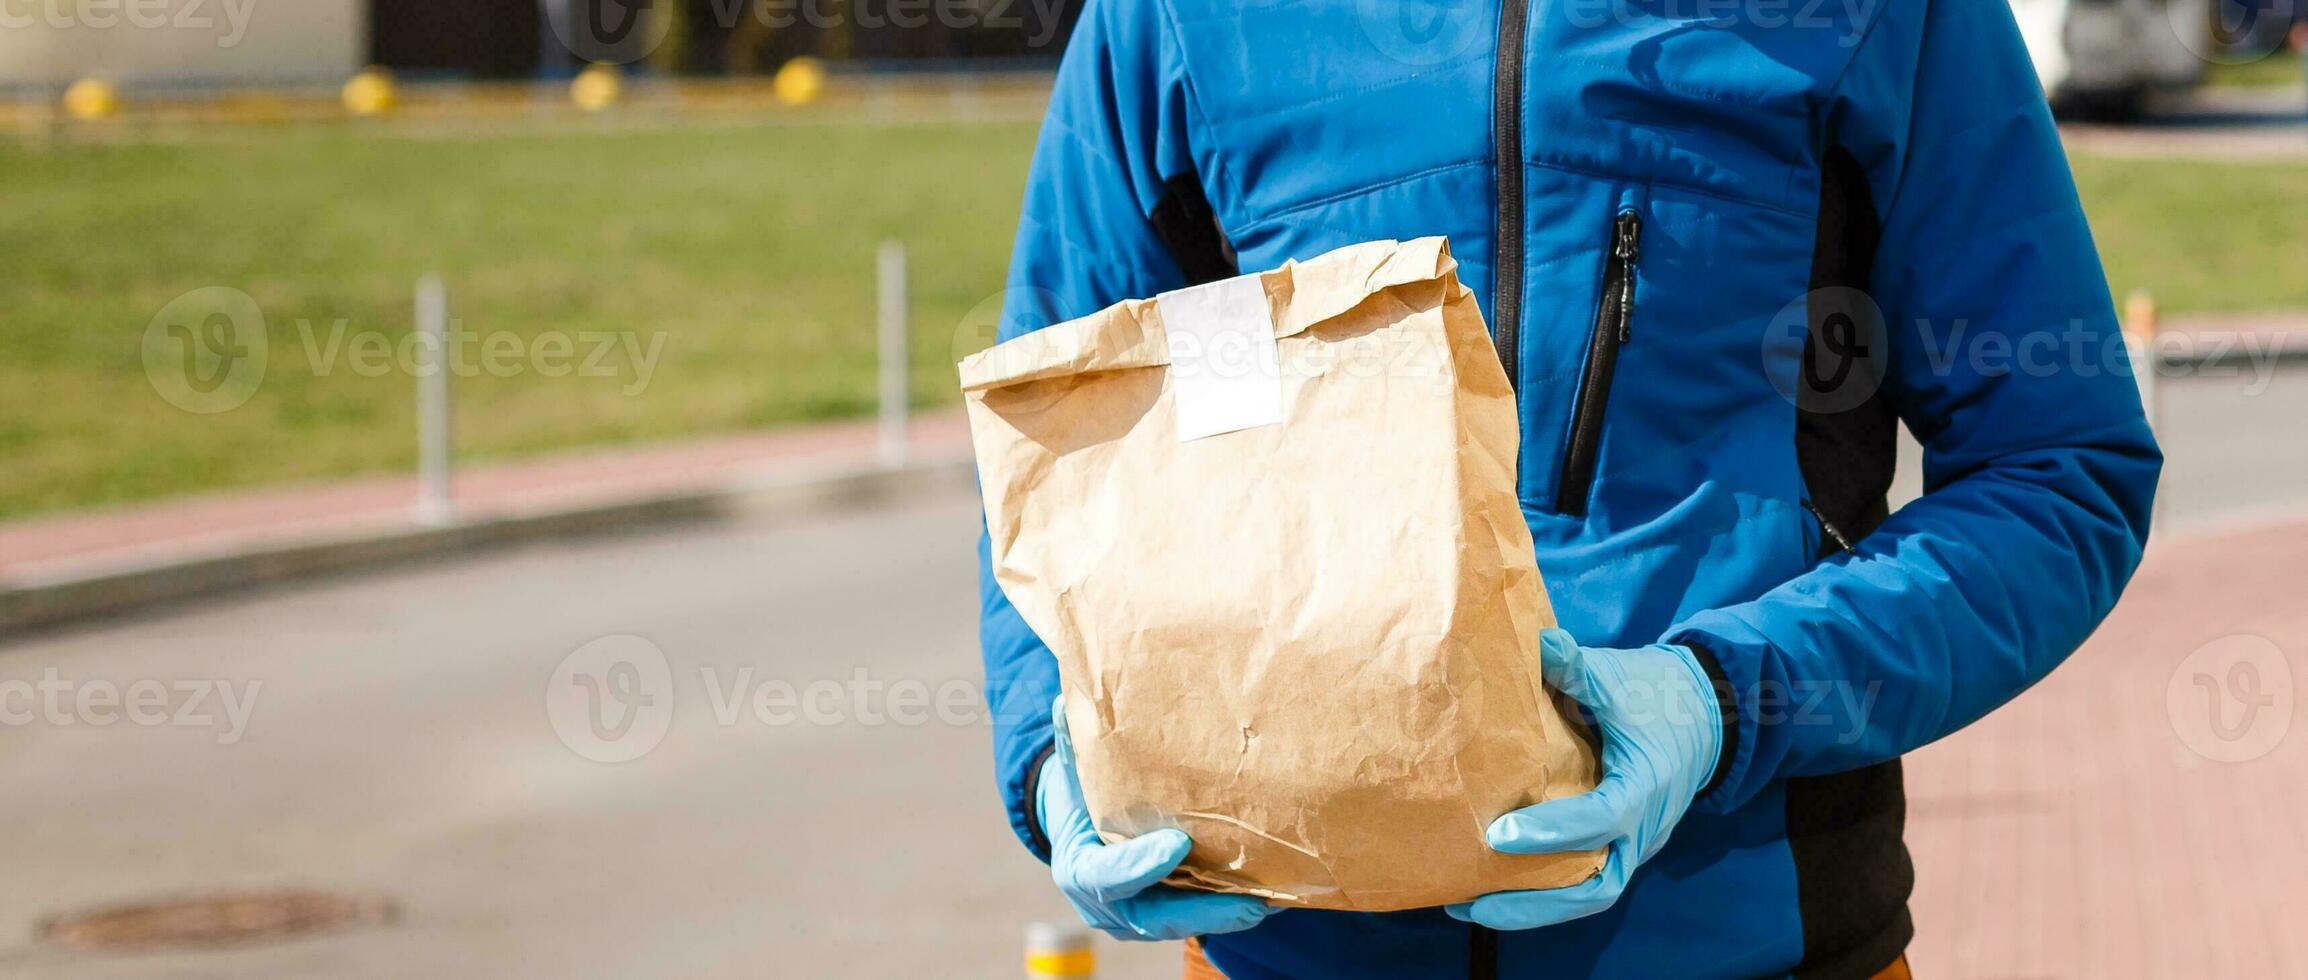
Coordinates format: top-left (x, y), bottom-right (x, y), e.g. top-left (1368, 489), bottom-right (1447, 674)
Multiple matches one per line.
top-left (1904, 517), bottom-right (2308, 978)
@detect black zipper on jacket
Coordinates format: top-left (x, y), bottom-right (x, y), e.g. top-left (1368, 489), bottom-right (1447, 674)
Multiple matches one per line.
top-left (1554, 207), bottom-right (1643, 517)
top-left (1803, 498), bottom-right (1858, 557)
top-left (1470, 4), bottom-right (1532, 972)
top-left (1490, 0), bottom-right (1532, 389)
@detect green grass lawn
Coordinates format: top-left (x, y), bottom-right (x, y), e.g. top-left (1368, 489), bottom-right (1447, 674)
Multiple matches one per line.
top-left (0, 119), bottom-right (2302, 520)
top-left (2071, 153), bottom-right (2308, 314)
top-left (2204, 52), bottom-right (2305, 88)
top-left (0, 116), bottom-right (1035, 519)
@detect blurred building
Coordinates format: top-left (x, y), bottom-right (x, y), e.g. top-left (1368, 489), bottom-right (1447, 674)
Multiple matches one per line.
top-left (0, 0), bottom-right (1074, 89)
top-left (371, 0), bottom-right (548, 78)
top-left (0, 0), bottom-right (363, 87)
top-left (376, 0), bottom-right (1081, 79)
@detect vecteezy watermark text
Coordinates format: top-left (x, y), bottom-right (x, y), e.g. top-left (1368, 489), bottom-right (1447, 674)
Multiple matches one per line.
top-left (142, 286), bottom-right (671, 414)
top-left (295, 318), bottom-right (667, 394)
top-left (549, 0), bottom-right (1072, 64)
top-left (1762, 288), bottom-right (2297, 411)
top-left (702, 665), bottom-right (983, 728)
top-left (708, 0), bottom-right (1066, 41)
top-left (1589, 673), bottom-right (1882, 746)
top-left (546, 636), bottom-right (1022, 762)
top-left (0, 669), bottom-right (260, 744)
top-left (1562, 0), bottom-right (1875, 46)
top-left (0, 0), bottom-right (255, 46)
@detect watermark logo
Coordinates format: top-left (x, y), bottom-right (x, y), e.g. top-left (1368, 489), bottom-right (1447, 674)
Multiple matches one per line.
top-left (545, 0), bottom-right (677, 65)
top-left (947, 286), bottom-right (1031, 367)
top-left (142, 287), bottom-right (669, 412)
top-left (1355, 0), bottom-right (1487, 67)
top-left (143, 286), bottom-right (269, 414)
top-left (2167, 634), bottom-right (2292, 763)
top-left (2171, 0), bottom-right (2303, 66)
top-left (1759, 289), bottom-right (2293, 404)
top-left (547, 634), bottom-right (675, 762)
top-left (1761, 286), bottom-right (1890, 414)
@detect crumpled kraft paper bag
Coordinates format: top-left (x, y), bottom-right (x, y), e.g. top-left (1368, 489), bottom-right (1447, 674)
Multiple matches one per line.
top-left (960, 237), bottom-right (1603, 912)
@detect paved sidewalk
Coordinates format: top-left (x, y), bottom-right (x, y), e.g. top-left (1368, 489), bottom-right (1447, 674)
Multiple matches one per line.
top-left (0, 411), bottom-right (970, 588)
top-left (1904, 516), bottom-right (2308, 977)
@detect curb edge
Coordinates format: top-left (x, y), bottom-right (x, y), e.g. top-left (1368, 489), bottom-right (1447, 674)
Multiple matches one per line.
top-left (0, 454), bottom-right (978, 636)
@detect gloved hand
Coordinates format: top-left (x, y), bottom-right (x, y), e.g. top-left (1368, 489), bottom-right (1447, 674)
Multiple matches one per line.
top-left (1039, 696), bottom-right (1273, 941)
top-left (1447, 629), bottom-right (1723, 929)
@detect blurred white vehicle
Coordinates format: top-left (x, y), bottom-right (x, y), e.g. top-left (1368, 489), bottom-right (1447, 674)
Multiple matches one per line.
top-left (2010, 0), bottom-right (2212, 117)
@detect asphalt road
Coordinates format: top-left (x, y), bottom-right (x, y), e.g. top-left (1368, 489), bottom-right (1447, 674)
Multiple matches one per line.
top-left (0, 495), bottom-right (1177, 979)
top-left (0, 366), bottom-right (2298, 979)
top-left (2060, 85), bottom-right (2307, 160)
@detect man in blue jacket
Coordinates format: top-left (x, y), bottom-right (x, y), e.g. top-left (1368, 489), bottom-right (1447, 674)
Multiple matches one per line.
top-left (977, 1), bottom-right (2162, 976)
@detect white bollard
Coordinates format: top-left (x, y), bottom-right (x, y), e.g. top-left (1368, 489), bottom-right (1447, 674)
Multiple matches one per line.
top-left (415, 274), bottom-right (454, 526)
top-left (1024, 921), bottom-right (1094, 979)
top-left (2123, 288), bottom-right (2160, 533)
top-left (877, 241), bottom-right (910, 469)
top-left (2124, 288), bottom-right (2160, 435)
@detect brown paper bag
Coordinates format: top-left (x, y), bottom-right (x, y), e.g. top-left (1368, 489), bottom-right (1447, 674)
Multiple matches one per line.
top-left (961, 237), bottom-right (1603, 912)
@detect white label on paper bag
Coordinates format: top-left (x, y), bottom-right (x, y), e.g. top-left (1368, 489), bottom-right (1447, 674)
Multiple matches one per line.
top-left (1157, 275), bottom-right (1283, 442)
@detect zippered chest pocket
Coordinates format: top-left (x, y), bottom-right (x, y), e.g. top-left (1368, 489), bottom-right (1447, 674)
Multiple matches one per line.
top-left (1553, 207), bottom-right (1643, 518)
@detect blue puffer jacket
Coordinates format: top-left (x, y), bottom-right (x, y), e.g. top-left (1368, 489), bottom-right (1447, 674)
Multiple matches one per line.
top-left (976, 1), bottom-right (2161, 976)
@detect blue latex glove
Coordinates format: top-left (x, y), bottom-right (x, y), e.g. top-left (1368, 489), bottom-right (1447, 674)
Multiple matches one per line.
top-left (1447, 629), bottom-right (1723, 929)
top-left (1039, 696), bottom-right (1273, 941)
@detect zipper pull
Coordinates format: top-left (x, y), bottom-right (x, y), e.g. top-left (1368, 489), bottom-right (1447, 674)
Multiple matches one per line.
top-left (1802, 499), bottom-right (1857, 554)
top-left (1612, 210), bottom-right (1641, 343)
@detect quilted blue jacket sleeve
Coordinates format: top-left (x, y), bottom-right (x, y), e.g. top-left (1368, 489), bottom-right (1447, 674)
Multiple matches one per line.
top-left (1669, 0), bottom-right (2162, 811)
top-left (978, 0), bottom-right (1197, 859)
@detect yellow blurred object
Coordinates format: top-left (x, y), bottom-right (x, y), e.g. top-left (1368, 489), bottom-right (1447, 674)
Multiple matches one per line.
top-left (2123, 287), bottom-right (2158, 342)
top-left (342, 67), bottom-right (397, 117)
top-left (2122, 287), bottom-right (2161, 441)
top-left (571, 63), bottom-right (623, 113)
top-left (773, 57), bottom-right (827, 106)
top-left (1024, 949), bottom-right (1094, 977)
top-left (63, 78), bottom-right (119, 120)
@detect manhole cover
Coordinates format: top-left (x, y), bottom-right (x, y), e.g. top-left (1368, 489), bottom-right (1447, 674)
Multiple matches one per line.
top-left (42, 891), bottom-right (397, 950)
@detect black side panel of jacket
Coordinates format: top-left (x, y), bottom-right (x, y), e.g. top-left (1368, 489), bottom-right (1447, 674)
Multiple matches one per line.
top-left (1799, 147), bottom-right (1900, 546)
top-left (1150, 172), bottom-right (1239, 286)
top-left (1786, 146), bottom-right (1915, 980)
